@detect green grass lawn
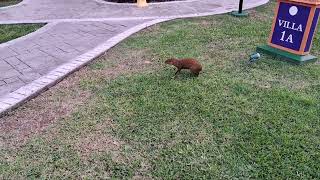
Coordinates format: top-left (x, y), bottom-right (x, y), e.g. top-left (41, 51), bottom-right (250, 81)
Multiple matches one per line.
top-left (0, 24), bottom-right (44, 44)
top-left (1, 1), bottom-right (320, 179)
top-left (0, 0), bottom-right (21, 7)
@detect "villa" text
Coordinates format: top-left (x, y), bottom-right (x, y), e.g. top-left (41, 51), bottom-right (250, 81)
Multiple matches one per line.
top-left (278, 19), bottom-right (304, 44)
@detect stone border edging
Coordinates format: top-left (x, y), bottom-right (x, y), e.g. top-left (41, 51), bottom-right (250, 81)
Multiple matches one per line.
top-left (0, 18), bottom-right (171, 116)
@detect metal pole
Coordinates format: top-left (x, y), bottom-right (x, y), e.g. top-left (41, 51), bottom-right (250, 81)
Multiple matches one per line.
top-left (239, 0), bottom-right (244, 14)
top-left (231, 0), bottom-right (248, 17)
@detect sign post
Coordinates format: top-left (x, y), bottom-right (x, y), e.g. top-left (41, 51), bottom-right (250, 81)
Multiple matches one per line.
top-left (257, 0), bottom-right (320, 64)
top-left (232, 0), bottom-right (249, 17)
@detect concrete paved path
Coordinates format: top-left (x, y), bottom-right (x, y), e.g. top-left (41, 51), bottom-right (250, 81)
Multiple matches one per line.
top-left (0, 0), bottom-right (269, 114)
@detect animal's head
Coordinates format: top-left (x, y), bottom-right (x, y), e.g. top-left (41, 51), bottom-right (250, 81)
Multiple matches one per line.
top-left (165, 58), bottom-right (177, 65)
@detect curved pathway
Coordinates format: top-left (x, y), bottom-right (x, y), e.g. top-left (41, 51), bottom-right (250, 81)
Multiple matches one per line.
top-left (0, 0), bottom-right (269, 115)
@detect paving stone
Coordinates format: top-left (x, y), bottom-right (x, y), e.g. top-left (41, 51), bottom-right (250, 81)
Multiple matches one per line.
top-left (73, 31), bottom-right (98, 39)
top-left (39, 46), bottom-right (81, 62)
top-left (9, 42), bottom-right (40, 54)
top-left (4, 77), bottom-right (21, 84)
top-left (0, 80), bottom-right (5, 86)
top-left (56, 52), bottom-right (82, 62)
top-left (34, 37), bottom-right (65, 47)
top-left (59, 33), bottom-right (84, 41)
top-left (0, 48), bottom-right (18, 60)
top-left (4, 56), bottom-right (23, 66)
top-left (54, 43), bottom-right (80, 53)
top-left (95, 22), bottom-right (119, 30)
top-left (14, 63), bottom-right (31, 72)
top-left (16, 48), bottom-right (48, 62)
top-left (39, 45), bottom-right (67, 55)
top-left (0, 68), bottom-right (21, 79)
top-left (0, 60), bottom-right (13, 71)
top-left (19, 67), bottom-right (34, 74)
top-left (19, 72), bottom-right (42, 83)
top-left (22, 55), bottom-right (59, 75)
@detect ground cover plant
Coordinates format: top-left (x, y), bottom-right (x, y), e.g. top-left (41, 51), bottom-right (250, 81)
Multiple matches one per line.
top-left (0, 0), bottom-right (21, 7)
top-left (0, 24), bottom-right (44, 44)
top-left (1, 1), bottom-right (319, 179)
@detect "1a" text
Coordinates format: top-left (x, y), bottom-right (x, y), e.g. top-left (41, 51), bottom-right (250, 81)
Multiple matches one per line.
top-left (280, 31), bottom-right (293, 44)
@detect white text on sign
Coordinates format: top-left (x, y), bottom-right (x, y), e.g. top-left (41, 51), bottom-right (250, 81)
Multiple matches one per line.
top-left (278, 19), bottom-right (303, 44)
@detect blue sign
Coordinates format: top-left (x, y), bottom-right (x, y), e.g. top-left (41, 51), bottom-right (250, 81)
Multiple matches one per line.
top-left (271, 2), bottom-right (311, 51)
top-left (305, 8), bottom-right (320, 52)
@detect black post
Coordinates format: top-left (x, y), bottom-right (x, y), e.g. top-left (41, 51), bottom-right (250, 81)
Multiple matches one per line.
top-left (238, 0), bottom-right (244, 14)
top-left (231, 0), bottom-right (248, 17)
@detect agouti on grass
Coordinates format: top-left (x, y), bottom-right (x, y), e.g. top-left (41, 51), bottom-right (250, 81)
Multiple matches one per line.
top-left (165, 58), bottom-right (202, 77)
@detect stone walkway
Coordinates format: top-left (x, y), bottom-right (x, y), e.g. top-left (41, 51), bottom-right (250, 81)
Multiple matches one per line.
top-left (0, 0), bottom-right (269, 114)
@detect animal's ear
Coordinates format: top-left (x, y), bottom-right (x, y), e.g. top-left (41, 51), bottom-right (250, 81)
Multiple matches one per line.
top-left (165, 59), bottom-right (172, 64)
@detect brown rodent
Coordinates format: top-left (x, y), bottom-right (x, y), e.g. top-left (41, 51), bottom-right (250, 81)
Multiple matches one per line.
top-left (165, 58), bottom-right (202, 76)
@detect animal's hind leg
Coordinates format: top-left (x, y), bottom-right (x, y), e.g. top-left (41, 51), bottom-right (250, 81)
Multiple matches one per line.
top-left (175, 68), bottom-right (181, 75)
